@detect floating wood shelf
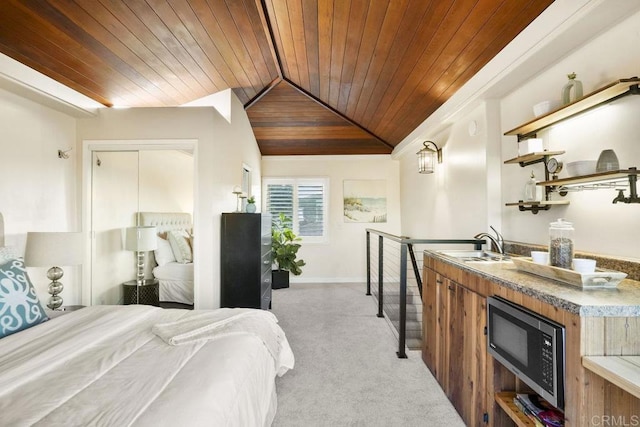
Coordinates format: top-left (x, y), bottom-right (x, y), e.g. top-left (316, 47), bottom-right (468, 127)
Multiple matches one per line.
top-left (504, 78), bottom-right (640, 139)
top-left (495, 392), bottom-right (538, 427)
top-left (504, 151), bottom-right (565, 165)
top-left (505, 200), bottom-right (570, 207)
top-left (583, 356), bottom-right (640, 400)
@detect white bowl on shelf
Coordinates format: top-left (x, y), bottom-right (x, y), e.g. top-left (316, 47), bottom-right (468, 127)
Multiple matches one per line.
top-left (533, 101), bottom-right (553, 117)
top-left (566, 160), bottom-right (597, 177)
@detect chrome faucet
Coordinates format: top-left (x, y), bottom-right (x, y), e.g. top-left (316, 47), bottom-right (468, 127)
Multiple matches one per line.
top-left (474, 226), bottom-right (504, 254)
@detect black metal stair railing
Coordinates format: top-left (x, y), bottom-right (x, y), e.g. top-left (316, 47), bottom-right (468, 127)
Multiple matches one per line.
top-left (366, 229), bottom-right (483, 359)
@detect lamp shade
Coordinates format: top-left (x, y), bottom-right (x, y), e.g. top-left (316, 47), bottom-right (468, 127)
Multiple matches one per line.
top-left (125, 226), bottom-right (157, 252)
top-left (24, 232), bottom-right (82, 267)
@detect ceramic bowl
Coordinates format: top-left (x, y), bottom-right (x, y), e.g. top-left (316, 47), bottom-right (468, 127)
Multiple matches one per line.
top-left (596, 149), bottom-right (620, 172)
top-left (533, 101), bottom-right (553, 117)
top-left (566, 160), bottom-right (597, 177)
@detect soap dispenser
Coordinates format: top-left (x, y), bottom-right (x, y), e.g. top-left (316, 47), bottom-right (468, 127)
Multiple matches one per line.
top-left (524, 171), bottom-right (542, 202)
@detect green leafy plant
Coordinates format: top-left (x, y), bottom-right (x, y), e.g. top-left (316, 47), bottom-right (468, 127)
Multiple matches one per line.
top-left (247, 196), bottom-right (255, 204)
top-left (271, 213), bottom-right (305, 275)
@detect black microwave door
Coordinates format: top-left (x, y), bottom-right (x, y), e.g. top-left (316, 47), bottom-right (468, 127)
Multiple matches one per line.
top-left (488, 306), bottom-right (545, 384)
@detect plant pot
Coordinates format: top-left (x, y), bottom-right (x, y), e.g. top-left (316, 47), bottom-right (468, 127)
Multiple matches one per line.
top-left (245, 203), bottom-right (256, 213)
top-left (272, 270), bottom-right (289, 289)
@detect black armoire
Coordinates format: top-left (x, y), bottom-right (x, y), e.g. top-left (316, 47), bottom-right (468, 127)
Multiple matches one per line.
top-left (220, 213), bottom-right (272, 309)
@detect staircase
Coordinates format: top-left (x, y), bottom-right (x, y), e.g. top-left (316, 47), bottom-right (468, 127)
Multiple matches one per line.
top-left (371, 271), bottom-right (423, 350)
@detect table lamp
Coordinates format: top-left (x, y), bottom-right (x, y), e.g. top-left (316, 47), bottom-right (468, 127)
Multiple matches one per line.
top-left (125, 226), bottom-right (157, 287)
top-left (24, 231), bottom-right (82, 310)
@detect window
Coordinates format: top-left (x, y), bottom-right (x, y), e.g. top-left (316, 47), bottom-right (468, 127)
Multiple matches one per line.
top-left (263, 177), bottom-right (328, 242)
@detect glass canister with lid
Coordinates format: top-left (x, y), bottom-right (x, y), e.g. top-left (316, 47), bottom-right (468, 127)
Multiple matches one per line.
top-left (549, 218), bottom-right (574, 269)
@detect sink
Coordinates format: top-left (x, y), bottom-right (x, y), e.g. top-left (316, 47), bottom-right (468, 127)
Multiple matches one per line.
top-left (437, 250), bottom-right (511, 263)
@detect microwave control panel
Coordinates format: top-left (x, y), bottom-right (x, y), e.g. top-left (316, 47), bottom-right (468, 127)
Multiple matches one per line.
top-left (541, 332), bottom-right (555, 393)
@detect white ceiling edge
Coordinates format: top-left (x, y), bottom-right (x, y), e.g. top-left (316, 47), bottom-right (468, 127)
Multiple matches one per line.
top-left (392, 0), bottom-right (640, 159)
top-left (180, 88), bottom-right (232, 124)
top-left (0, 53), bottom-right (102, 117)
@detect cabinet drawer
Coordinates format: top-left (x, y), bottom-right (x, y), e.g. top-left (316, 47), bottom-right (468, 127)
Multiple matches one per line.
top-left (260, 240), bottom-right (271, 257)
top-left (261, 287), bottom-right (271, 310)
top-left (261, 269), bottom-right (272, 291)
top-left (261, 251), bottom-right (272, 273)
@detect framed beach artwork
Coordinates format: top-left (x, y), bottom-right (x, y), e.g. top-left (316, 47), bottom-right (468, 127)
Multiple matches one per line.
top-left (343, 180), bottom-right (387, 223)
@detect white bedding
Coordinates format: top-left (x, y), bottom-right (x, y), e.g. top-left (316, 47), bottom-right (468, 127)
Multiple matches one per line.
top-left (153, 262), bottom-right (194, 305)
top-left (0, 305), bottom-right (294, 426)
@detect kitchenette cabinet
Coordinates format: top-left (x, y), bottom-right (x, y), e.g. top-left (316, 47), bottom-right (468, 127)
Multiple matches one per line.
top-left (422, 251), bottom-right (640, 426)
top-left (423, 259), bottom-right (488, 426)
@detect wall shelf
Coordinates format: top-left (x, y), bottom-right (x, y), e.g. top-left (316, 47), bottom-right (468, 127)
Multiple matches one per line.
top-left (505, 200), bottom-right (570, 214)
top-left (504, 77), bottom-right (640, 139)
top-left (539, 168), bottom-right (638, 187)
top-left (495, 392), bottom-right (537, 427)
top-left (504, 151), bottom-right (565, 167)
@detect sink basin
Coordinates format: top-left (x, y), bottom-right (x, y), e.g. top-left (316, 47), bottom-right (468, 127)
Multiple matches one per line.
top-left (437, 250), bottom-right (511, 263)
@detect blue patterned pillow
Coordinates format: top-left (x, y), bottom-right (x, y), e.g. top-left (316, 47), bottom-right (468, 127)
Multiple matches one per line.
top-left (0, 258), bottom-right (48, 339)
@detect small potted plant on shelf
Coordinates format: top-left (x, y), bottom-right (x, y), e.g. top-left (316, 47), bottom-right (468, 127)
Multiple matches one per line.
top-left (271, 213), bottom-right (305, 289)
top-left (245, 196), bottom-right (256, 213)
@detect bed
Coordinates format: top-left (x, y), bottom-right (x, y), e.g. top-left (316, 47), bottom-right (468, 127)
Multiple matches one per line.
top-left (0, 213), bottom-right (295, 426)
top-left (139, 212), bottom-right (194, 306)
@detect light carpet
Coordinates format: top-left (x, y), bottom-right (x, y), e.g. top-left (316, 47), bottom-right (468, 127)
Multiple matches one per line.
top-left (271, 282), bottom-right (465, 427)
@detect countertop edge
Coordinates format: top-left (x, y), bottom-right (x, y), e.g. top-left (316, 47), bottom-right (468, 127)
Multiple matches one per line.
top-left (424, 250), bottom-right (640, 317)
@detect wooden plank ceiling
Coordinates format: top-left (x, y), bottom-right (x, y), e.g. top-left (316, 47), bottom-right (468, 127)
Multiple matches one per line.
top-left (0, 0), bottom-right (553, 155)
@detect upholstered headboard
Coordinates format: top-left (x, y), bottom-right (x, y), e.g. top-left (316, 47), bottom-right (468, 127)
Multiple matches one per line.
top-left (138, 212), bottom-right (192, 233)
top-left (138, 212), bottom-right (192, 270)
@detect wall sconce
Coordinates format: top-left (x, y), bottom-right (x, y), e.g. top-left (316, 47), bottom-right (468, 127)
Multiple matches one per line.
top-left (417, 141), bottom-right (443, 174)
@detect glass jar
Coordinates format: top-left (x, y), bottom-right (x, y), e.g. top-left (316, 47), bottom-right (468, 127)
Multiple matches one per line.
top-left (549, 219), bottom-right (574, 269)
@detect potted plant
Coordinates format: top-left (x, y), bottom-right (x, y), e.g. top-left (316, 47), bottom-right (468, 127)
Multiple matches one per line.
top-left (245, 196), bottom-right (256, 213)
top-left (271, 213), bottom-right (305, 289)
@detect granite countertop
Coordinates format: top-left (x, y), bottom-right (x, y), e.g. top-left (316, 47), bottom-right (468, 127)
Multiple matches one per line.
top-left (425, 250), bottom-right (640, 317)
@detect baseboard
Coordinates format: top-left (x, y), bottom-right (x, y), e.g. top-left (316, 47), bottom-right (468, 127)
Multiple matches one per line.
top-left (289, 277), bottom-right (367, 284)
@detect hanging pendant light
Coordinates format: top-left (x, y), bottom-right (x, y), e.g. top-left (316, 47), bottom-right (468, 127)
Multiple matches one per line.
top-left (417, 141), bottom-right (442, 174)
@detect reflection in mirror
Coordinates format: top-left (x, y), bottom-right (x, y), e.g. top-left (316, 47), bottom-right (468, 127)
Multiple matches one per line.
top-left (90, 149), bottom-right (194, 308)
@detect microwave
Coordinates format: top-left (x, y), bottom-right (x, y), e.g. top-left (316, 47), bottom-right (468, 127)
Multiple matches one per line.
top-left (487, 296), bottom-right (565, 409)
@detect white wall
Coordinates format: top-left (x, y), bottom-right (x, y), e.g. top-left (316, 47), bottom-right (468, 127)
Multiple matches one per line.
top-left (500, 8), bottom-right (640, 259)
top-left (0, 87), bottom-right (81, 304)
top-left (397, 6), bottom-right (640, 261)
top-left (77, 90), bottom-right (262, 308)
top-left (261, 155), bottom-right (401, 282)
top-left (398, 103), bottom-right (495, 245)
top-left (139, 150), bottom-right (194, 213)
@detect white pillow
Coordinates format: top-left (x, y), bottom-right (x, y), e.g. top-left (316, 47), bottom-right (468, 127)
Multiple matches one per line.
top-left (154, 235), bottom-right (176, 266)
top-left (168, 230), bottom-right (192, 264)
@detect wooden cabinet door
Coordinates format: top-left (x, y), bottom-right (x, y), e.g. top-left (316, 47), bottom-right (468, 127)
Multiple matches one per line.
top-left (435, 274), bottom-right (449, 389)
top-left (447, 279), bottom-right (465, 407)
top-left (422, 266), bottom-right (438, 374)
top-left (458, 283), bottom-right (487, 426)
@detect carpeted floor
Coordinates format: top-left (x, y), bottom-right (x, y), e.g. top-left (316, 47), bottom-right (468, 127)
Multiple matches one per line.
top-left (270, 282), bottom-right (465, 427)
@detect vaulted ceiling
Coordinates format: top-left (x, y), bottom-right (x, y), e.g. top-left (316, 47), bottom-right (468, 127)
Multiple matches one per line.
top-left (0, 0), bottom-right (553, 155)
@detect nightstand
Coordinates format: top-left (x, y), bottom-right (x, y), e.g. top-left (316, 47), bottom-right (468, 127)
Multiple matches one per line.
top-left (122, 279), bottom-right (160, 306)
top-left (46, 305), bottom-right (85, 319)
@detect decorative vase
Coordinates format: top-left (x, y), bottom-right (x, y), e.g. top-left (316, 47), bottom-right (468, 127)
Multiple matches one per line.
top-left (245, 203), bottom-right (256, 213)
top-left (561, 72), bottom-right (583, 105)
top-left (596, 149), bottom-right (620, 172)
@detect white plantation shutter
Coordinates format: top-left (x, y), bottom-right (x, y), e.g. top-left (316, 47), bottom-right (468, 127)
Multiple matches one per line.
top-left (266, 183), bottom-right (294, 220)
top-left (297, 183), bottom-right (324, 236)
top-left (263, 178), bottom-right (328, 242)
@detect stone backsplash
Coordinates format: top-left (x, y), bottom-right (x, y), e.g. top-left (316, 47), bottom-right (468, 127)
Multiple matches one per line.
top-left (504, 241), bottom-right (640, 282)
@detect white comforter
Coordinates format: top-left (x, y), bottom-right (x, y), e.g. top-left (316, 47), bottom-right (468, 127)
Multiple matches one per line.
top-left (0, 305), bottom-right (294, 426)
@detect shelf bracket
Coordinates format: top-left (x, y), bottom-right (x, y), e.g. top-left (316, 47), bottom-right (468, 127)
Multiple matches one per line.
top-left (517, 201), bottom-right (551, 214)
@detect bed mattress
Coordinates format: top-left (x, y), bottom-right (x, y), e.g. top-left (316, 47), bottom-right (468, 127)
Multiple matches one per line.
top-left (0, 305), bottom-right (294, 426)
top-left (153, 262), bottom-right (194, 304)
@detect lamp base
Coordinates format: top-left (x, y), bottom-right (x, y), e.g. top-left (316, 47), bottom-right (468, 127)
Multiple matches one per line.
top-left (47, 266), bottom-right (64, 310)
